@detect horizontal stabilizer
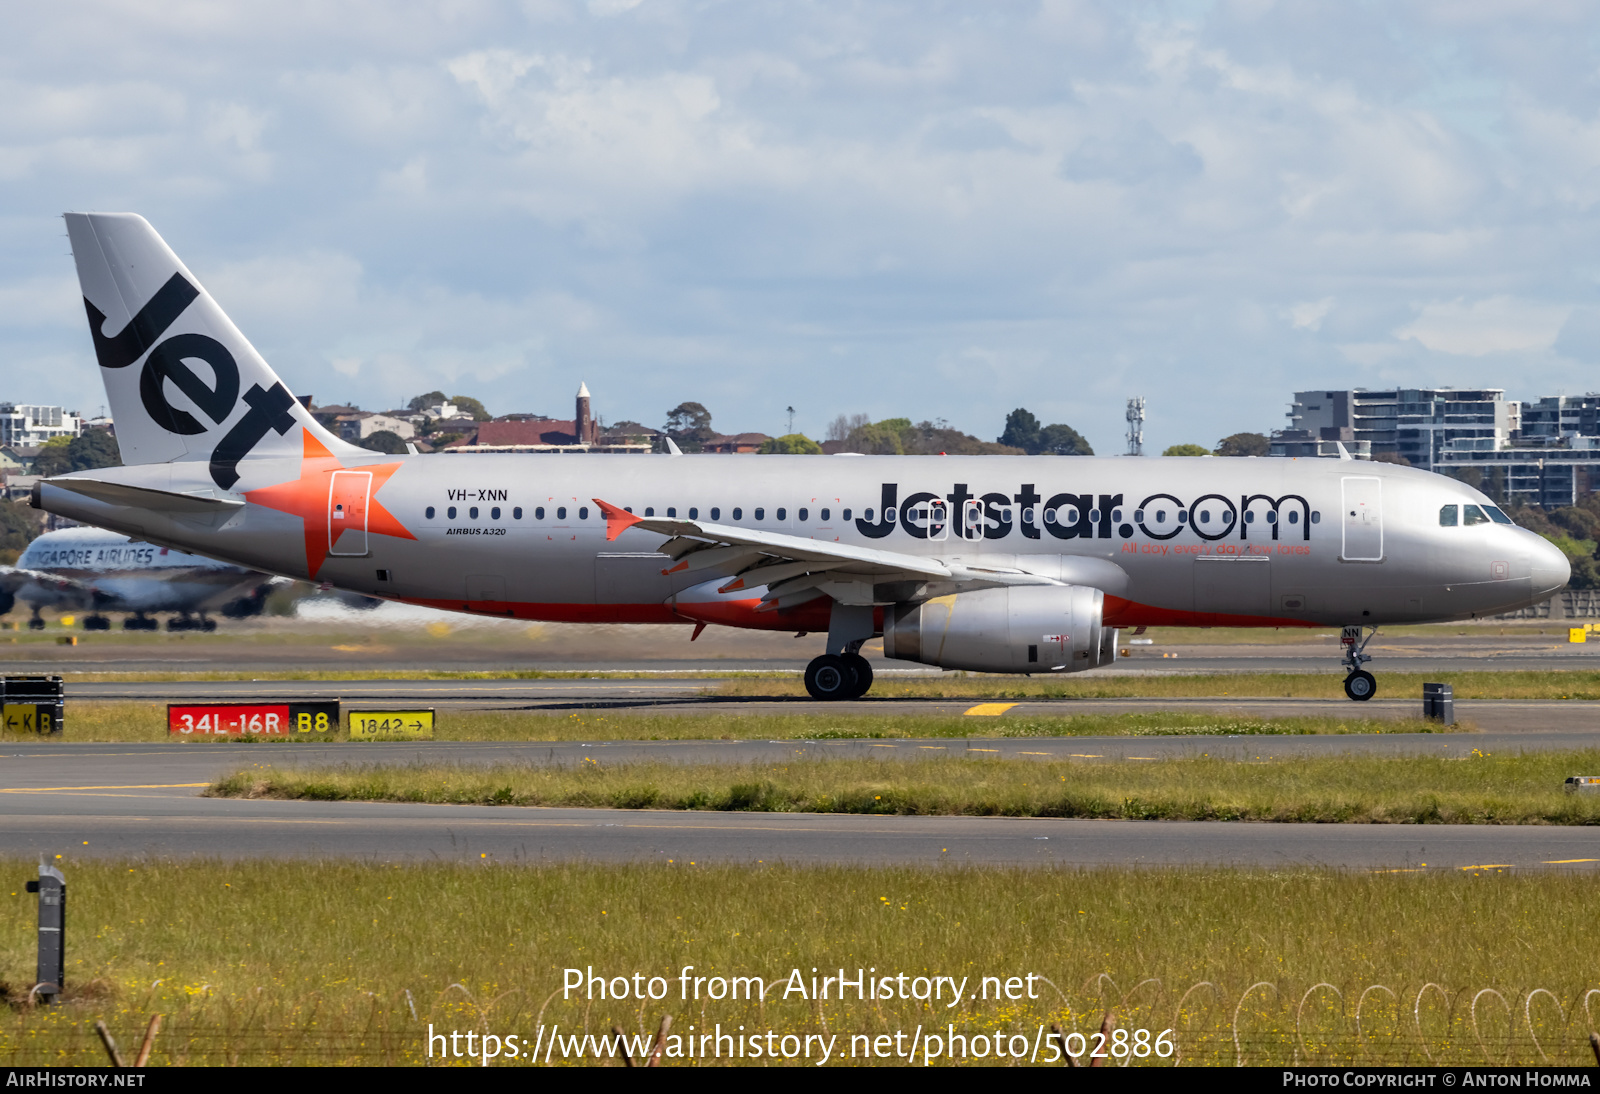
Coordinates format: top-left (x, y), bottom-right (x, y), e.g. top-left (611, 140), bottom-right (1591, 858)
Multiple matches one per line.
top-left (47, 478), bottom-right (245, 514)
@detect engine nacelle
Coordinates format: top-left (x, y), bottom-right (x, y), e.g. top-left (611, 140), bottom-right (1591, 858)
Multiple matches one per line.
top-left (882, 585), bottom-right (1116, 674)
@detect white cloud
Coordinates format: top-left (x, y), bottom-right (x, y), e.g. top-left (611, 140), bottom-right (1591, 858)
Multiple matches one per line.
top-left (1288, 298), bottom-right (1335, 331)
top-left (1394, 296), bottom-right (1572, 356)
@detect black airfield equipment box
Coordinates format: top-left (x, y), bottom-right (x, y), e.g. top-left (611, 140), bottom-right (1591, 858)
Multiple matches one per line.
top-left (1422, 682), bottom-right (1454, 726)
top-left (1, 675), bottom-right (64, 735)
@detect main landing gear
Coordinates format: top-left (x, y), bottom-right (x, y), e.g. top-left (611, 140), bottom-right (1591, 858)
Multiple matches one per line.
top-left (804, 652), bottom-right (874, 700)
top-left (1341, 625), bottom-right (1377, 701)
top-left (166, 612), bottom-right (217, 632)
top-left (804, 602), bottom-right (877, 700)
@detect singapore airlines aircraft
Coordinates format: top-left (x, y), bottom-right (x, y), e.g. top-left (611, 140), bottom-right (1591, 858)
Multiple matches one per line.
top-left (1, 525), bottom-right (274, 630)
top-left (33, 214), bottom-right (1570, 700)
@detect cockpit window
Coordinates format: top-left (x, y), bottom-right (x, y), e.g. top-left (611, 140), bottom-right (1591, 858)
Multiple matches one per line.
top-left (1439, 504), bottom-right (1458, 527)
top-left (1485, 505), bottom-right (1513, 525)
top-left (1463, 504), bottom-right (1491, 526)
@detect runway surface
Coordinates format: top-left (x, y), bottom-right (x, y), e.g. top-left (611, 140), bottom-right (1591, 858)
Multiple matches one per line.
top-left (0, 613), bottom-right (1595, 677)
top-left (4, 740), bottom-right (1599, 869)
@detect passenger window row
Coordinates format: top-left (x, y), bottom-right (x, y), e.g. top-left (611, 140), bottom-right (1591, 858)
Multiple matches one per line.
top-left (638, 506), bottom-right (849, 523)
top-left (423, 505), bottom-right (567, 521)
top-left (418, 500), bottom-right (1332, 531)
top-left (420, 504), bottom-right (853, 524)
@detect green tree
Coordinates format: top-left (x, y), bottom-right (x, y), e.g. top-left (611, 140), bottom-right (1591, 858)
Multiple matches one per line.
top-left (664, 402), bottom-right (715, 452)
top-left (758, 433), bottom-right (823, 454)
top-left (1214, 432), bottom-right (1271, 457)
top-left (408, 390), bottom-right (448, 412)
top-left (1162, 443), bottom-right (1210, 457)
top-left (72, 428), bottom-right (121, 470)
top-left (831, 416), bottom-right (1023, 455)
top-left (0, 498), bottom-right (42, 565)
top-left (849, 418), bottom-right (910, 454)
top-left (998, 408), bottom-right (1041, 453)
top-left (449, 395), bottom-right (490, 422)
top-left (30, 431), bottom-right (119, 476)
top-left (30, 436), bottom-right (74, 477)
top-left (357, 430), bottom-right (409, 455)
top-left (1037, 423), bottom-right (1092, 456)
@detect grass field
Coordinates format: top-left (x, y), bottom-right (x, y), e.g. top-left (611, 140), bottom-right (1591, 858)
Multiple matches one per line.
top-left (2, 861), bottom-right (1596, 1066)
top-left (21, 702), bottom-right (1451, 743)
top-left (208, 749), bottom-right (1600, 824)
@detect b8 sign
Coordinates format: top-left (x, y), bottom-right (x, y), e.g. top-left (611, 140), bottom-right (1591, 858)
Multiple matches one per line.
top-left (168, 702), bottom-right (340, 737)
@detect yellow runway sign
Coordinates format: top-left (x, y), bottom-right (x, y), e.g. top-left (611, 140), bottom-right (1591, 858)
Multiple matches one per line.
top-left (349, 710), bottom-right (435, 740)
top-left (3, 704), bottom-right (56, 735)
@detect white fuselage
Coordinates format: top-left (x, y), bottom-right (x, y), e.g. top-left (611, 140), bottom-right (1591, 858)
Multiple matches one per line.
top-left (37, 452), bottom-right (1570, 634)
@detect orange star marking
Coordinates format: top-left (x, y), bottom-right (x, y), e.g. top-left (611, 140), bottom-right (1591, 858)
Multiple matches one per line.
top-left (244, 431), bottom-right (414, 578)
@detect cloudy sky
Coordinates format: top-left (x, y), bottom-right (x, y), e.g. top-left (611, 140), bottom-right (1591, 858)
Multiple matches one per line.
top-left (4, 1), bottom-right (1599, 453)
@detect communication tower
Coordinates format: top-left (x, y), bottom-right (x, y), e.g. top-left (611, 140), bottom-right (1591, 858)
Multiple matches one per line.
top-left (1125, 396), bottom-right (1145, 456)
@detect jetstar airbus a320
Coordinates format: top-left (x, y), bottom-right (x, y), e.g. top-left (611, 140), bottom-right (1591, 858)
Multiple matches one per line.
top-left (33, 214), bottom-right (1570, 699)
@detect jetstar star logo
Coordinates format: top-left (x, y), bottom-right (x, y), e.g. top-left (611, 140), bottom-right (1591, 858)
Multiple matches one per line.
top-left (244, 431), bottom-right (414, 578)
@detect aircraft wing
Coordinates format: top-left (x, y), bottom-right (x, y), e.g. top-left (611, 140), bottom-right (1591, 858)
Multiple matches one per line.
top-left (594, 498), bottom-right (1063, 609)
top-left (0, 566), bottom-right (77, 595)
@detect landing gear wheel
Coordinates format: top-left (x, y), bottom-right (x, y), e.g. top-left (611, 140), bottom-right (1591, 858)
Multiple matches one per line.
top-left (1343, 670), bottom-right (1377, 701)
top-left (804, 654), bottom-right (854, 701)
top-left (841, 653), bottom-right (873, 698)
top-left (83, 615), bottom-right (111, 631)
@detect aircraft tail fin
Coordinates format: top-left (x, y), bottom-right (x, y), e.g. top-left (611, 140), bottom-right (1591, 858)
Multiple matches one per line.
top-left (63, 213), bottom-right (363, 488)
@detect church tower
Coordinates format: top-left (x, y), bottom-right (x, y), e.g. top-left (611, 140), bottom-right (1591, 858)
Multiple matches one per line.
top-left (576, 381), bottom-right (594, 444)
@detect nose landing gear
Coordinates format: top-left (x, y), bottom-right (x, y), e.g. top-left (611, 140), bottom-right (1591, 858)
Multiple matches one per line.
top-left (1341, 625), bottom-right (1377, 701)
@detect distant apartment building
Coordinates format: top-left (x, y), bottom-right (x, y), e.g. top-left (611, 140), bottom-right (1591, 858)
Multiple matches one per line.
top-left (1278, 387), bottom-right (1600, 507)
top-left (0, 404), bottom-right (79, 448)
top-left (1280, 388), bottom-right (1511, 469)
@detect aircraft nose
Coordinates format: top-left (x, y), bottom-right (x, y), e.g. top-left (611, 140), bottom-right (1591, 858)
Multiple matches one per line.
top-left (1531, 536), bottom-right (1572, 600)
